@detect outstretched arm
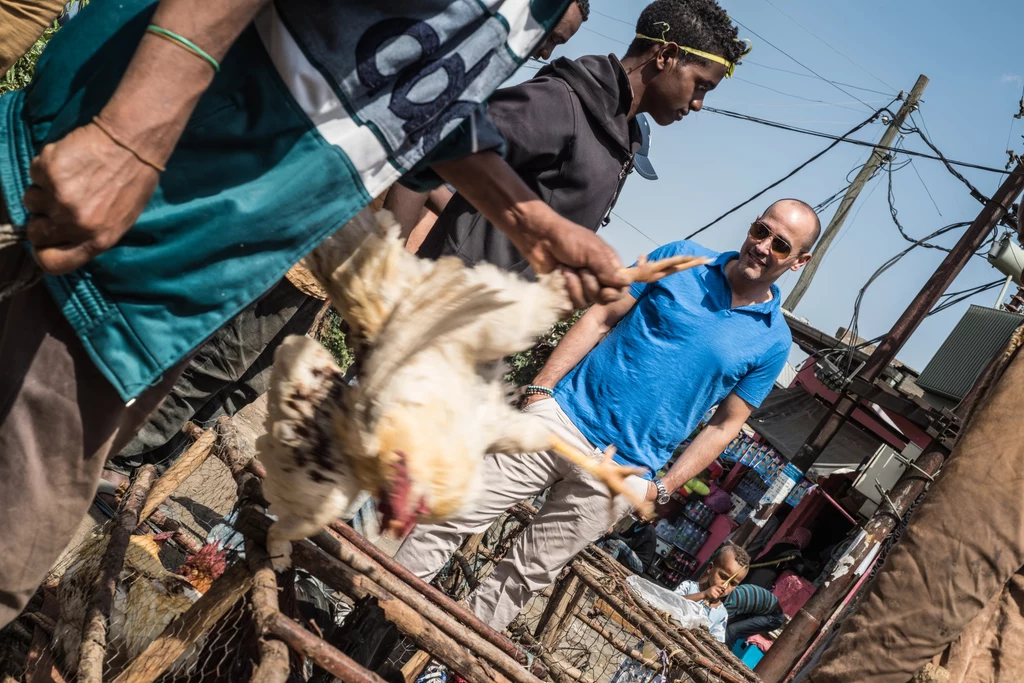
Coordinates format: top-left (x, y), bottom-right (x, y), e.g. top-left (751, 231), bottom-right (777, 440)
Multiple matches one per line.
top-left (653, 392), bottom-right (752, 500)
top-left (522, 291), bottom-right (637, 403)
top-left (436, 152), bottom-right (631, 308)
top-left (24, 0), bottom-right (270, 275)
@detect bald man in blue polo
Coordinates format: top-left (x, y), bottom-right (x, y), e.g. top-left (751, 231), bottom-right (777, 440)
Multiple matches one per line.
top-left (396, 198), bottom-right (822, 631)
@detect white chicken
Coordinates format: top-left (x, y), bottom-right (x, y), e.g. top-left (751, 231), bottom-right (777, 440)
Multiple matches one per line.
top-left (259, 208), bottom-right (705, 568)
top-left (259, 208), bottom-right (573, 567)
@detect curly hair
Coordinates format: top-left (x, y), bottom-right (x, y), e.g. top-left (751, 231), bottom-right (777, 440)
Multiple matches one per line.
top-left (575, 0), bottom-right (590, 22)
top-left (626, 0), bottom-right (745, 69)
top-left (713, 542), bottom-right (751, 568)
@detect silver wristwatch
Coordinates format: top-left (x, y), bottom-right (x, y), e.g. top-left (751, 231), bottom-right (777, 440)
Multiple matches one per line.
top-left (653, 478), bottom-right (670, 505)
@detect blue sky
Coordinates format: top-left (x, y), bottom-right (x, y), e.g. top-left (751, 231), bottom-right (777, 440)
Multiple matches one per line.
top-left (508, 0), bottom-right (1024, 371)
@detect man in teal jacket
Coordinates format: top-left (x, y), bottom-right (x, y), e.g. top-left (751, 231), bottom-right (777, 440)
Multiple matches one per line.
top-left (0, 0), bottom-right (632, 627)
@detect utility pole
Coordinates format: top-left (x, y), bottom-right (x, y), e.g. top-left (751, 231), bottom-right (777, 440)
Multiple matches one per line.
top-left (784, 75), bottom-right (930, 312)
top-left (754, 161), bottom-right (1024, 683)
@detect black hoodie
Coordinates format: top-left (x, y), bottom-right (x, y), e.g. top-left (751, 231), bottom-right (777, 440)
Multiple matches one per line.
top-left (417, 54), bottom-right (642, 275)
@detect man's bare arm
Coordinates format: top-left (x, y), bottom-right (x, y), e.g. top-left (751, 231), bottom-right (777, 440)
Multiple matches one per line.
top-left (658, 392), bottom-right (753, 495)
top-left (525, 292), bottom-right (637, 398)
top-left (434, 151), bottom-right (630, 308)
top-left (25, 0), bottom-right (270, 274)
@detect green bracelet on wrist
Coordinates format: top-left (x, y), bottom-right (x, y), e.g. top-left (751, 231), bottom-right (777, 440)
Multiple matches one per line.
top-left (146, 25), bottom-right (221, 73)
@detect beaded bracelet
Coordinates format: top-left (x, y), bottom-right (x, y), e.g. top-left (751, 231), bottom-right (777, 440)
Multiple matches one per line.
top-left (524, 385), bottom-right (554, 397)
top-left (146, 25), bottom-right (220, 73)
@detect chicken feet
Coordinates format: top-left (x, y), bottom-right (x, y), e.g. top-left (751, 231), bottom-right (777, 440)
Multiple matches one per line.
top-left (622, 254), bottom-right (710, 284)
top-left (549, 437), bottom-right (654, 518)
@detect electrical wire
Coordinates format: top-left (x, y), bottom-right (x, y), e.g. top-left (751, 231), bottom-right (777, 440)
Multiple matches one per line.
top-left (928, 279), bottom-right (1006, 316)
top-left (743, 61), bottom-right (897, 98)
top-left (703, 106), bottom-right (1014, 175)
top-left (610, 210), bottom-right (662, 248)
top-left (908, 159), bottom-right (943, 216)
top-left (758, 0), bottom-right (898, 94)
top-left (840, 220), bottom-right (973, 375)
top-left (580, 25), bottom-right (629, 48)
top-left (728, 17), bottom-right (877, 112)
top-left (733, 77), bottom-right (869, 113)
top-left (685, 101), bottom-right (895, 239)
top-left (903, 113), bottom-right (988, 204)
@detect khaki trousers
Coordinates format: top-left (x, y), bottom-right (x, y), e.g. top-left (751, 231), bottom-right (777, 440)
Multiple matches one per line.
top-left (0, 245), bottom-right (182, 627)
top-left (0, 0), bottom-right (66, 76)
top-left (393, 397), bottom-right (648, 632)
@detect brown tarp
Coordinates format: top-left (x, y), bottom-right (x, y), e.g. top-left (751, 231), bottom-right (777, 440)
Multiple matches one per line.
top-left (809, 336), bottom-right (1024, 682)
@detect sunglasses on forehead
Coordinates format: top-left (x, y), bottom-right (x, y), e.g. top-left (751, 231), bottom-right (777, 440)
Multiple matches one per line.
top-left (748, 221), bottom-right (793, 259)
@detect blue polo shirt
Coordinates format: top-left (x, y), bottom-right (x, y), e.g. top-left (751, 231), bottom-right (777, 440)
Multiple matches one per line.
top-left (554, 240), bottom-right (790, 476)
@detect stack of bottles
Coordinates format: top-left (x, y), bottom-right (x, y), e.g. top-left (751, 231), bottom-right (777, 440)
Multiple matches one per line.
top-left (733, 471), bottom-right (769, 507)
top-left (683, 500), bottom-right (715, 528)
top-left (655, 517), bottom-right (710, 558)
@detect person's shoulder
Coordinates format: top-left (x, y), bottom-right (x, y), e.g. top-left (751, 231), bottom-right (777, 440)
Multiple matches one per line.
top-left (655, 240), bottom-right (720, 261)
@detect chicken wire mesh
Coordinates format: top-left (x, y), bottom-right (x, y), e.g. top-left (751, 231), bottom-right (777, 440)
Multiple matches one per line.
top-left (1, 413), bottom-right (755, 683)
top-left (380, 507), bottom-right (758, 683)
top-left (0, 417), bottom-right (270, 683)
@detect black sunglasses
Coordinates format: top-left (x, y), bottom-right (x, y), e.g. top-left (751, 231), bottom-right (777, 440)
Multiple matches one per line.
top-left (748, 221), bottom-right (793, 259)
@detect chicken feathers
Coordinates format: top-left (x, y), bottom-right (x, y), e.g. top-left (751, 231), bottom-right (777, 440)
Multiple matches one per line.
top-left (259, 208), bottom-right (572, 563)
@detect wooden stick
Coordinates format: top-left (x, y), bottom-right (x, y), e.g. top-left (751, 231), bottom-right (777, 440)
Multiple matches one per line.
top-left (570, 562), bottom-right (751, 683)
top-left (213, 415), bottom-right (255, 476)
top-left (267, 612), bottom-right (387, 683)
top-left (329, 521), bottom-right (548, 679)
top-left (246, 538), bottom-right (291, 683)
top-left (295, 539), bottom-right (508, 683)
top-left (236, 511), bottom-right (518, 683)
top-left (511, 630), bottom-right (580, 683)
top-left (111, 564), bottom-right (252, 683)
top-left (139, 429), bottom-right (216, 522)
top-left (313, 527), bottom-right (542, 683)
top-left (575, 612), bottom-right (662, 672)
top-left (401, 650), bottom-right (432, 683)
top-left (78, 465), bottom-right (159, 683)
top-left (147, 508), bottom-right (204, 555)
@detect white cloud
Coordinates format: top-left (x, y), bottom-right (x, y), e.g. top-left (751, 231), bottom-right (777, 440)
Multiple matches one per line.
top-left (1001, 73), bottom-right (1022, 86)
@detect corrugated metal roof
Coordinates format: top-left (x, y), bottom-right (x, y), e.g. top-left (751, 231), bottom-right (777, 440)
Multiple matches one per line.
top-left (916, 305), bottom-right (1024, 400)
top-left (775, 362), bottom-right (798, 388)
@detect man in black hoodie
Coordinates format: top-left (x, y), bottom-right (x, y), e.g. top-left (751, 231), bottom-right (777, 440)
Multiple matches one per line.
top-left (392, 0), bottom-right (745, 275)
top-left (395, 0), bottom-right (751, 638)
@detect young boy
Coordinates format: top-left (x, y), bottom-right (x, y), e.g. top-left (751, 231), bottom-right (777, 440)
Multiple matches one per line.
top-left (677, 544), bottom-right (750, 642)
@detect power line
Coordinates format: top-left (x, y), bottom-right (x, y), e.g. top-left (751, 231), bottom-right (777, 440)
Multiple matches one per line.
top-left (591, 8), bottom-right (635, 28)
top-left (743, 61), bottom-right (897, 98)
top-left (840, 219), bottom-right (973, 375)
top-left (703, 106), bottom-right (1014, 175)
top-left (580, 25), bottom-right (629, 48)
top-left (685, 101), bottom-right (892, 239)
top-left (728, 17), bottom-right (877, 112)
top-left (759, 0), bottom-right (898, 93)
top-left (610, 210), bottom-right (661, 248)
top-left (734, 77), bottom-right (869, 113)
top-left (908, 159), bottom-right (943, 216)
top-left (929, 279), bottom-right (1005, 315)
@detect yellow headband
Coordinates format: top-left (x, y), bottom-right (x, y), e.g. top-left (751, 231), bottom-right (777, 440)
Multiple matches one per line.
top-left (635, 21), bottom-right (752, 78)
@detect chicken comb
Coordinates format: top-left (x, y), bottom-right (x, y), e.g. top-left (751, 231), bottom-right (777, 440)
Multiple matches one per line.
top-left (621, 254), bottom-right (711, 284)
top-left (549, 436), bottom-right (654, 518)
